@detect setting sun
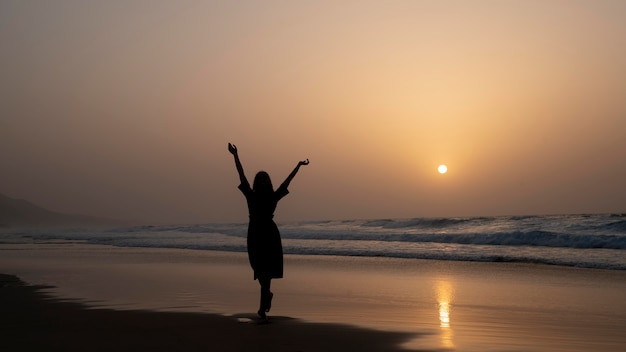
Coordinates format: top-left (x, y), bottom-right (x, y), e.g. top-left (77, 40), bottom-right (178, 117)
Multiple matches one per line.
top-left (438, 165), bottom-right (448, 174)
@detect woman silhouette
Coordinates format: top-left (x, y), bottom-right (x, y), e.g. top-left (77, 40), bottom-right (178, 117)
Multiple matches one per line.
top-left (228, 143), bottom-right (309, 320)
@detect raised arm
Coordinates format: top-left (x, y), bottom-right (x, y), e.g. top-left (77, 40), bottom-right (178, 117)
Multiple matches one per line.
top-left (228, 143), bottom-right (248, 184)
top-left (280, 159), bottom-right (309, 189)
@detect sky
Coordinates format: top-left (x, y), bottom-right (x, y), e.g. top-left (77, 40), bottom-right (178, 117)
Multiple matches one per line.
top-left (1, 0), bottom-right (625, 224)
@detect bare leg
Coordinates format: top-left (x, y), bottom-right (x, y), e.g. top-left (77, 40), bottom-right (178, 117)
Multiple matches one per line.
top-left (258, 277), bottom-right (273, 319)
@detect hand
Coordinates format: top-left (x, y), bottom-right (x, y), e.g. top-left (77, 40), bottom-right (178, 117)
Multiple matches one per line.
top-left (228, 143), bottom-right (238, 155)
top-left (299, 159), bottom-right (310, 166)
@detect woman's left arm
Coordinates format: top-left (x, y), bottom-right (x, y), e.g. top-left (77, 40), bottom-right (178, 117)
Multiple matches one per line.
top-left (280, 159), bottom-right (309, 189)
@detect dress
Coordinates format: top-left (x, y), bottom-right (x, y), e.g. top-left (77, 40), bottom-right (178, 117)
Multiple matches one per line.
top-left (238, 180), bottom-right (289, 280)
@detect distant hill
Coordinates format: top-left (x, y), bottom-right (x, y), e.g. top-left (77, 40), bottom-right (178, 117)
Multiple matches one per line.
top-left (0, 193), bottom-right (123, 228)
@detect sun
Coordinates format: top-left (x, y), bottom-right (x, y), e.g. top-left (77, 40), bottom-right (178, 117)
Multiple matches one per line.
top-left (438, 164), bottom-right (448, 174)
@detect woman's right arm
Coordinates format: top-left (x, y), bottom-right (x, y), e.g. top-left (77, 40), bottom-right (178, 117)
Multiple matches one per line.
top-left (228, 143), bottom-right (247, 184)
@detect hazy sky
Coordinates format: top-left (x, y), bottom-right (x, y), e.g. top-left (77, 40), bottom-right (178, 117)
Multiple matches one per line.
top-left (2, 0), bottom-right (625, 224)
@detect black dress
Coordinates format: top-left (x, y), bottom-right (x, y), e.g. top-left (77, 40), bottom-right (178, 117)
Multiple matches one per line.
top-left (238, 180), bottom-right (289, 280)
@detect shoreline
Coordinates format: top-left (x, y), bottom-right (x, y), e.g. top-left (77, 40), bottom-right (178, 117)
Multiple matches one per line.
top-left (1, 243), bottom-right (625, 351)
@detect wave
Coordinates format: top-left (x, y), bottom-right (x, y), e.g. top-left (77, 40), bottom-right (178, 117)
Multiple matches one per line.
top-left (109, 217), bottom-right (626, 250)
top-left (29, 229), bottom-right (626, 250)
top-left (362, 217), bottom-right (475, 229)
top-left (274, 230), bottom-right (625, 250)
top-left (23, 230), bottom-right (622, 270)
top-left (605, 220), bottom-right (626, 231)
top-left (4, 214), bottom-right (625, 271)
top-left (79, 215), bottom-right (626, 251)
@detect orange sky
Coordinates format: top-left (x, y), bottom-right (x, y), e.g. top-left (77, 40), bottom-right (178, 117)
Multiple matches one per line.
top-left (1, 0), bottom-right (625, 224)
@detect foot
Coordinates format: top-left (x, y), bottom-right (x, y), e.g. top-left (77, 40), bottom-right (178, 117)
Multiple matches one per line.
top-left (265, 292), bottom-right (274, 313)
top-left (257, 309), bottom-right (267, 320)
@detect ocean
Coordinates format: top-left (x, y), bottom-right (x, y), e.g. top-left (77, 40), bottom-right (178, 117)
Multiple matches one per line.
top-left (2, 214), bottom-right (625, 270)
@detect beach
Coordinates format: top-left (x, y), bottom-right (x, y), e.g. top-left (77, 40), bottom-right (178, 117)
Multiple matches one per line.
top-left (1, 243), bottom-right (625, 351)
top-left (0, 274), bottom-right (413, 352)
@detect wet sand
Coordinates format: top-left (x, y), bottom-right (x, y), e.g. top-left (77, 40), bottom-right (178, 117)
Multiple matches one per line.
top-left (1, 243), bottom-right (625, 351)
top-left (1, 274), bottom-right (417, 352)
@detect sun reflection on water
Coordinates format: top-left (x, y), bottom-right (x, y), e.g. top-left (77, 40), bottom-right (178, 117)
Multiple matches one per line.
top-left (436, 280), bottom-right (455, 348)
top-left (439, 301), bottom-right (451, 328)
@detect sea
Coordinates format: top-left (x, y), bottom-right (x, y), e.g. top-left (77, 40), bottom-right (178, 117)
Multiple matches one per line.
top-left (2, 214), bottom-right (625, 270)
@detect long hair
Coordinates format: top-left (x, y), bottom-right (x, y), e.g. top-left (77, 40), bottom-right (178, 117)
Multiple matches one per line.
top-left (253, 171), bottom-right (274, 194)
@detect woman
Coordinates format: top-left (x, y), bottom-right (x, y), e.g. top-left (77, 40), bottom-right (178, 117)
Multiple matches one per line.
top-left (228, 143), bottom-right (309, 319)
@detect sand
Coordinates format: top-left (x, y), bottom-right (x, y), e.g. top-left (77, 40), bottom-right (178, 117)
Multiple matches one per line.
top-left (1, 243), bottom-right (625, 351)
top-left (1, 274), bottom-right (417, 352)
